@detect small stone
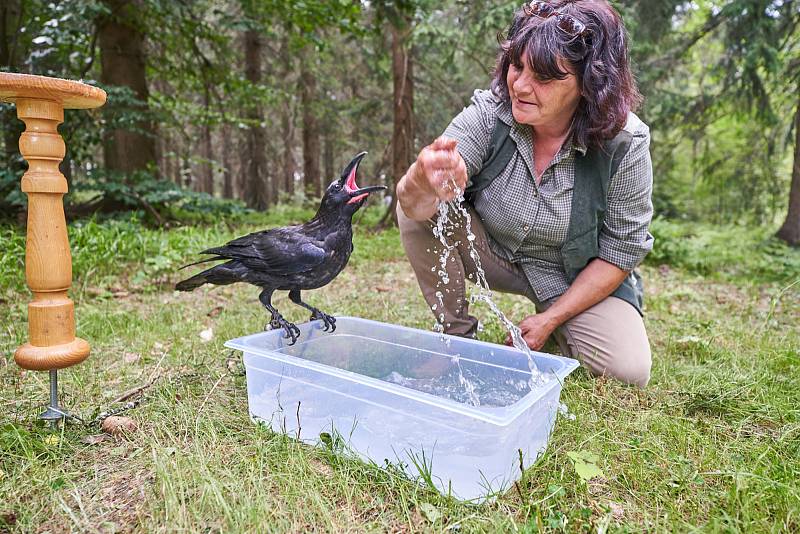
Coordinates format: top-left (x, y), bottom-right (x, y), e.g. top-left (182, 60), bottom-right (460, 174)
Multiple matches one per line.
top-left (199, 328), bottom-right (214, 342)
top-left (101, 416), bottom-right (138, 436)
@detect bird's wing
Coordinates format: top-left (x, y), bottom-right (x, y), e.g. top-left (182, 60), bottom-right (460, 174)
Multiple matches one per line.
top-left (201, 228), bottom-right (327, 275)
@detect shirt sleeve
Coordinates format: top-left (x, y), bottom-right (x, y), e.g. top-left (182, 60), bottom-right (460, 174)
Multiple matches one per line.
top-left (598, 119), bottom-right (655, 271)
top-left (441, 89), bottom-right (497, 178)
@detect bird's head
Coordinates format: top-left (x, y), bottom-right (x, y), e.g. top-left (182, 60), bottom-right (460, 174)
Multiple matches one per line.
top-left (318, 152), bottom-right (386, 216)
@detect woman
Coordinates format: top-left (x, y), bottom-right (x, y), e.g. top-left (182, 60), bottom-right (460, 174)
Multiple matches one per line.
top-left (396, 0), bottom-right (654, 387)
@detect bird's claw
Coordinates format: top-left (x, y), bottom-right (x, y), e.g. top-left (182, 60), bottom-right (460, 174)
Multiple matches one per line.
top-left (267, 317), bottom-right (301, 345)
top-left (310, 310), bottom-right (337, 332)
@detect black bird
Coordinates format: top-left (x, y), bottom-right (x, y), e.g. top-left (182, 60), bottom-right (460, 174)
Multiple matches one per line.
top-left (175, 152), bottom-right (384, 344)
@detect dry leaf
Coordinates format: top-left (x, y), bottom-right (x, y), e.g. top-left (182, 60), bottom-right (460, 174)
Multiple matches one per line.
top-left (375, 286), bottom-right (393, 293)
top-left (199, 328), bottom-right (214, 342)
top-left (207, 306), bottom-right (223, 318)
top-left (418, 503), bottom-right (441, 523)
top-left (82, 433), bottom-right (110, 445)
top-left (101, 416), bottom-right (138, 436)
top-left (123, 352), bottom-right (140, 364)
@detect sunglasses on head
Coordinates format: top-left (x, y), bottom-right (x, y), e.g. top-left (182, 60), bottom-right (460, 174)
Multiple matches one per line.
top-left (524, 1), bottom-right (589, 38)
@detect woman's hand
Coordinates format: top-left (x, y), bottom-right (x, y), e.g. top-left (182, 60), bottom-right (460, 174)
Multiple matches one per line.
top-left (397, 137), bottom-right (468, 221)
top-left (506, 312), bottom-right (559, 351)
top-left (415, 137), bottom-right (468, 201)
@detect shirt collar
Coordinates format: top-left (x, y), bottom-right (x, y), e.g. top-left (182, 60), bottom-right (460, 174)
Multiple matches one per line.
top-left (571, 136), bottom-right (587, 156)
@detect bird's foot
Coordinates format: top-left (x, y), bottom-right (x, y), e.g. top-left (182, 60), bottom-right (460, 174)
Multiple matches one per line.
top-left (267, 316), bottom-right (301, 345)
top-left (310, 309), bottom-right (337, 332)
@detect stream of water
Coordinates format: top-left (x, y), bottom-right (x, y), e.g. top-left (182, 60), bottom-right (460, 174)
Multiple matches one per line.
top-left (428, 175), bottom-right (549, 406)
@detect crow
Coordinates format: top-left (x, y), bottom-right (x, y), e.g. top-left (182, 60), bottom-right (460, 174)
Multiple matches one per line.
top-left (175, 152), bottom-right (384, 344)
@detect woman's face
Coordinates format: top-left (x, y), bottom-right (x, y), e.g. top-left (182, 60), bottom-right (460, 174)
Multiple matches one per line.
top-left (506, 52), bottom-right (582, 133)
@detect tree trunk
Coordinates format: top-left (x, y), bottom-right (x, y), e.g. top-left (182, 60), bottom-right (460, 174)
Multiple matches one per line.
top-left (323, 125), bottom-right (334, 186)
top-left (382, 18), bottom-right (415, 227)
top-left (0, 0), bottom-right (22, 70)
top-left (97, 0), bottom-right (157, 176)
top-left (281, 107), bottom-right (296, 198)
top-left (300, 48), bottom-right (321, 199)
top-left (60, 151), bottom-right (73, 188)
top-left (1, 0), bottom-right (25, 192)
top-left (242, 29), bottom-right (270, 210)
top-left (777, 91), bottom-right (800, 246)
top-left (198, 86), bottom-right (214, 194)
top-left (222, 123), bottom-right (234, 199)
top-left (265, 140), bottom-right (278, 207)
top-left (279, 38), bottom-right (295, 200)
top-left (163, 132), bottom-right (173, 182)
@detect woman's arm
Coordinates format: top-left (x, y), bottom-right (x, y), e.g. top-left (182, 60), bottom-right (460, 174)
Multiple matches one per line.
top-left (398, 90), bottom-right (497, 221)
top-left (518, 258), bottom-right (628, 350)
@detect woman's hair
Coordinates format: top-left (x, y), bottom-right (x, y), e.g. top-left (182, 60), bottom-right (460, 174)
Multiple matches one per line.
top-left (490, 0), bottom-right (642, 149)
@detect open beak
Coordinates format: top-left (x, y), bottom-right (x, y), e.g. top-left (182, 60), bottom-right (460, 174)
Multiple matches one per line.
top-left (342, 152), bottom-right (386, 204)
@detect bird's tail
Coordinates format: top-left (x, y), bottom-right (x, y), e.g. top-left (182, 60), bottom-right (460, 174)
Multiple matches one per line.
top-left (175, 261), bottom-right (240, 291)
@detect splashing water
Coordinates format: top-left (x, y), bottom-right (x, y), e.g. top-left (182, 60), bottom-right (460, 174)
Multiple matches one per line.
top-left (431, 174), bottom-right (548, 394)
top-left (558, 402), bottom-right (576, 421)
top-left (430, 183), bottom-right (483, 405)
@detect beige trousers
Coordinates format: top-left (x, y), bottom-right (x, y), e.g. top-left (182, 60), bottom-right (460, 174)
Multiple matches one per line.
top-left (397, 203), bottom-right (652, 387)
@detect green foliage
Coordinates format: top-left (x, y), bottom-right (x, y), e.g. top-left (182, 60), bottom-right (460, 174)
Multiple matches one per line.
top-left (566, 451), bottom-right (605, 483)
top-left (636, 0), bottom-right (799, 225)
top-left (1, 0), bottom-right (797, 232)
top-left (0, 163), bottom-right (26, 211)
top-left (75, 168), bottom-right (252, 224)
top-left (647, 217), bottom-right (800, 281)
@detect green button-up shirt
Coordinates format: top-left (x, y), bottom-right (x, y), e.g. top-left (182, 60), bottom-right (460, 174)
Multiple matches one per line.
top-left (442, 89), bottom-right (654, 302)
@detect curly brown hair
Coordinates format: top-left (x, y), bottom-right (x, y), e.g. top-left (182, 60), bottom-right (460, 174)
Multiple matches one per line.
top-left (491, 0), bottom-right (642, 149)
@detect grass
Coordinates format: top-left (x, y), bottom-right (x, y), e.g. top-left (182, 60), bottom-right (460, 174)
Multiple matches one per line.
top-left (1, 207), bottom-right (798, 533)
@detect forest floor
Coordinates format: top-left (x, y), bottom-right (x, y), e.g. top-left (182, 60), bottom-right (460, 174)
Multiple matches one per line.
top-left (1, 207), bottom-right (799, 533)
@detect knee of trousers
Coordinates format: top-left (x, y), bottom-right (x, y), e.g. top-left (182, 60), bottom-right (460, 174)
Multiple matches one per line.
top-left (584, 346), bottom-right (652, 388)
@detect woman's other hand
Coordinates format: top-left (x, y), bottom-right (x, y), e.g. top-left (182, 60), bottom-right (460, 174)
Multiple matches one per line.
top-left (505, 313), bottom-right (559, 351)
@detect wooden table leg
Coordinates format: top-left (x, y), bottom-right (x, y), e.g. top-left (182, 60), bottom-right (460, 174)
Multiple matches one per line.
top-left (1, 73), bottom-right (105, 423)
top-left (13, 97), bottom-right (91, 372)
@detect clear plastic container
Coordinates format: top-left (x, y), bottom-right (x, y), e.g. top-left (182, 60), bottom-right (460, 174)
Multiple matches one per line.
top-left (225, 316), bottom-right (579, 500)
